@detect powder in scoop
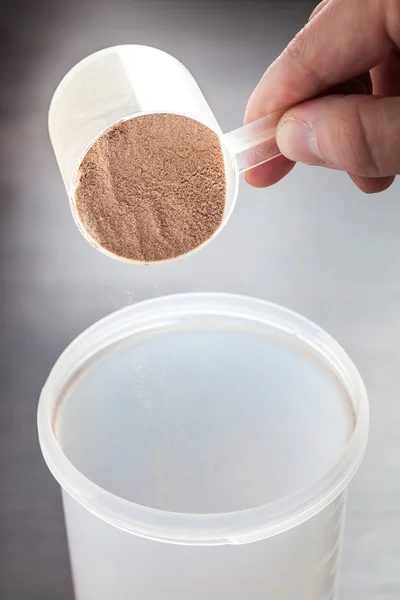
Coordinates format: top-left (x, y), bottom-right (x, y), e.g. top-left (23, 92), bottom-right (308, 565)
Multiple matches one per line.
top-left (73, 113), bottom-right (226, 262)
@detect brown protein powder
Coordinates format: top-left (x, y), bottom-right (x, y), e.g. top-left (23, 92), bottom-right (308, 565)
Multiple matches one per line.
top-left (72, 113), bottom-right (227, 262)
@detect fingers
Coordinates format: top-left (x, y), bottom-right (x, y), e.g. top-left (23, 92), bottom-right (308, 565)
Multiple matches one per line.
top-left (276, 94), bottom-right (400, 178)
top-left (245, 0), bottom-right (396, 124)
top-left (348, 174), bottom-right (395, 194)
top-left (351, 51), bottom-right (400, 192)
top-left (244, 155), bottom-right (295, 188)
top-left (371, 49), bottom-right (400, 97)
top-left (245, 76), bottom-right (372, 189)
top-left (244, 0), bottom-right (400, 191)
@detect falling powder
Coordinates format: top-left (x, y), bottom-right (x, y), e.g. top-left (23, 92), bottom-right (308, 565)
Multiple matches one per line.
top-left (72, 113), bottom-right (227, 262)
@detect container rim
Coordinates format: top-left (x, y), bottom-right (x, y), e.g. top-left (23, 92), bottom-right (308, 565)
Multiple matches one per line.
top-left (67, 111), bottom-right (239, 266)
top-left (37, 293), bottom-right (369, 546)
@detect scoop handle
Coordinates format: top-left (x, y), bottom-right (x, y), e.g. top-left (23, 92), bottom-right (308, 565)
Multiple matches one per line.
top-left (223, 111), bottom-right (283, 174)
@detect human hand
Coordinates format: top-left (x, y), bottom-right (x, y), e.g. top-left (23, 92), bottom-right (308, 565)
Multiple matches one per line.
top-left (245, 0), bottom-right (400, 193)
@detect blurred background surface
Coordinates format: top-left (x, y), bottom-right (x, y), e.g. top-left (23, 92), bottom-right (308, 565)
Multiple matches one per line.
top-left (0, 0), bottom-right (399, 598)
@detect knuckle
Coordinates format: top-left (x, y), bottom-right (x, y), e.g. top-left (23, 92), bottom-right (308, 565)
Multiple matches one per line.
top-left (309, 0), bottom-right (330, 22)
top-left (286, 27), bottom-right (330, 89)
top-left (286, 27), bottom-right (311, 67)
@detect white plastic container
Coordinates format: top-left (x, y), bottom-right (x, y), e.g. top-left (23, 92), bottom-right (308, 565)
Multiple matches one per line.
top-left (48, 46), bottom-right (282, 262)
top-left (38, 293), bottom-right (369, 600)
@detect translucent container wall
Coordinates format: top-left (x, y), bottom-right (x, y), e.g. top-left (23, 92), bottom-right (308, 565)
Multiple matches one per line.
top-left (38, 294), bottom-right (369, 600)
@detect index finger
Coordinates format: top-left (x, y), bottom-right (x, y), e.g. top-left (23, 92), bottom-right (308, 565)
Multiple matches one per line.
top-left (245, 0), bottom-right (397, 123)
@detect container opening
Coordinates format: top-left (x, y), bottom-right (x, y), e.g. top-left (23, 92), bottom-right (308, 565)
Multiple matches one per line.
top-left (54, 317), bottom-right (355, 515)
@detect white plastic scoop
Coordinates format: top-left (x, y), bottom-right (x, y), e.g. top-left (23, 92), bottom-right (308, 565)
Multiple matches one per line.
top-left (49, 45), bottom-right (282, 263)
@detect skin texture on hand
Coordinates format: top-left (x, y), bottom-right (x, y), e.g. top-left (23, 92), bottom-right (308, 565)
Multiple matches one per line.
top-left (245, 0), bottom-right (400, 193)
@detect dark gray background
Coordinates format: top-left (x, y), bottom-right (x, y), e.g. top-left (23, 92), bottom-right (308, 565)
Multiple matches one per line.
top-left (1, 0), bottom-right (399, 598)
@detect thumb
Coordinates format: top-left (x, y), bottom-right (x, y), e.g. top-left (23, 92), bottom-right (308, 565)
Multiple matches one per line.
top-left (276, 95), bottom-right (400, 178)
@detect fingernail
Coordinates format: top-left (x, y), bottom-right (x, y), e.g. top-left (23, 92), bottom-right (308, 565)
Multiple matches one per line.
top-left (277, 119), bottom-right (324, 164)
